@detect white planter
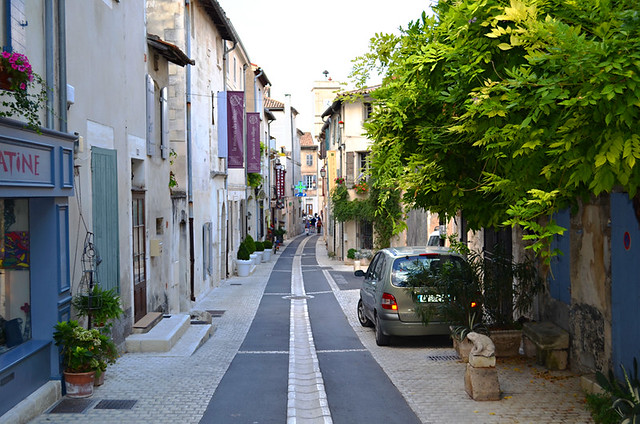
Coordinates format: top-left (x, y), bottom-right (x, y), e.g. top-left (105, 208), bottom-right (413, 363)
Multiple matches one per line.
top-left (250, 253), bottom-right (258, 265)
top-left (254, 251), bottom-right (264, 264)
top-left (262, 249), bottom-right (271, 262)
top-left (237, 259), bottom-right (252, 277)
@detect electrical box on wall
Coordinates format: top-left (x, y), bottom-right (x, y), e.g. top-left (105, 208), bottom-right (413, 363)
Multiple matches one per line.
top-left (149, 239), bottom-right (162, 257)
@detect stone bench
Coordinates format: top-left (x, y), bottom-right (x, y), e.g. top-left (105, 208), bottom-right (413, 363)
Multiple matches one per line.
top-left (522, 321), bottom-right (569, 370)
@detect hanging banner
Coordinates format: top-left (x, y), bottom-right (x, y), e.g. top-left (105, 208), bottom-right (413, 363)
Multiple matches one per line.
top-left (276, 167), bottom-right (285, 198)
top-left (246, 112), bottom-right (261, 173)
top-left (227, 91), bottom-right (244, 168)
top-left (217, 91), bottom-right (228, 158)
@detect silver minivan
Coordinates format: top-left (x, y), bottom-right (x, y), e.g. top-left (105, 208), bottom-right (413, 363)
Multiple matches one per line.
top-left (355, 246), bottom-right (468, 346)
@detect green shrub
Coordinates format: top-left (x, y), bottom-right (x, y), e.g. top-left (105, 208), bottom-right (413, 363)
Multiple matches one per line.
top-left (263, 240), bottom-right (273, 249)
top-left (347, 248), bottom-right (357, 260)
top-left (585, 393), bottom-right (620, 424)
top-left (237, 242), bottom-right (250, 261)
top-left (255, 241), bottom-right (264, 251)
top-left (245, 234), bottom-right (256, 253)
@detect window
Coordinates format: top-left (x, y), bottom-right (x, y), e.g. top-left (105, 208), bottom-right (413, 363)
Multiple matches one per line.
top-left (0, 198), bottom-right (31, 354)
top-left (304, 174), bottom-right (316, 189)
top-left (364, 103), bottom-right (372, 120)
top-left (359, 152), bottom-right (369, 174)
top-left (306, 154), bottom-right (313, 166)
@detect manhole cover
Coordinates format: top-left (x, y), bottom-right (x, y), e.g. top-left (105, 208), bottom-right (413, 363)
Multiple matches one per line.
top-left (49, 398), bottom-right (93, 414)
top-left (427, 354), bottom-right (460, 361)
top-left (94, 399), bottom-right (137, 410)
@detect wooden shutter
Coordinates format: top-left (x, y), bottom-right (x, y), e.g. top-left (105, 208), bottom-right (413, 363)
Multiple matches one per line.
top-left (91, 147), bottom-right (120, 291)
top-left (346, 152), bottom-right (355, 186)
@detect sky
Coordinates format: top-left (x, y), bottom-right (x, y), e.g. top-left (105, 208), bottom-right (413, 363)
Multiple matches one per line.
top-left (217, 0), bottom-right (434, 132)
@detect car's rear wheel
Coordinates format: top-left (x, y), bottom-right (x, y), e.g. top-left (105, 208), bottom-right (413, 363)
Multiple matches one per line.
top-left (375, 314), bottom-right (391, 346)
top-left (358, 299), bottom-right (373, 327)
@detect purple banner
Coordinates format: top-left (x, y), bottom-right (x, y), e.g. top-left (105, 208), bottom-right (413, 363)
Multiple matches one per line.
top-left (227, 91), bottom-right (244, 168)
top-left (246, 112), bottom-right (261, 173)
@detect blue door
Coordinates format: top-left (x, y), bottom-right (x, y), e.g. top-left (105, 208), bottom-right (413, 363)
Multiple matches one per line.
top-left (610, 193), bottom-right (640, 378)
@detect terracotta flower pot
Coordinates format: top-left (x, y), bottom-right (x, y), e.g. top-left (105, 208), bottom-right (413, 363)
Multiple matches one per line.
top-left (94, 370), bottom-right (105, 386)
top-left (64, 371), bottom-right (96, 398)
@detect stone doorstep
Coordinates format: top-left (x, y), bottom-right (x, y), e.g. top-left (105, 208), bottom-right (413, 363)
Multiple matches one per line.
top-left (125, 314), bottom-right (190, 353)
top-left (131, 312), bottom-right (164, 334)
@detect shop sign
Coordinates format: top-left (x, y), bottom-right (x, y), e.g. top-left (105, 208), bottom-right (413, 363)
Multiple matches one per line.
top-left (0, 140), bottom-right (51, 185)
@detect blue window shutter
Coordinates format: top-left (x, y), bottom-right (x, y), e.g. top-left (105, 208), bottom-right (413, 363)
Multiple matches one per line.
top-left (160, 87), bottom-right (168, 159)
top-left (91, 147), bottom-right (120, 291)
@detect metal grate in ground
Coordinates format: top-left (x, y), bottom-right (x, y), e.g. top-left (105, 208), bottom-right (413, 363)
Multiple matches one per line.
top-left (427, 354), bottom-right (460, 361)
top-left (230, 283), bottom-right (242, 286)
top-left (93, 399), bottom-right (137, 410)
top-left (49, 398), bottom-right (93, 414)
top-left (207, 310), bottom-right (226, 317)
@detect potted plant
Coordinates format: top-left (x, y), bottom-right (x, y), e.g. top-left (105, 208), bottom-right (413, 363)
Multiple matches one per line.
top-left (72, 285), bottom-right (123, 332)
top-left (53, 320), bottom-right (113, 397)
top-left (474, 245), bottom-right (543, 356)
top-left (244, 235), bottom-right (258, 264)
top-left (263, 239), bottom-right (273, 261)
top-left (0, 51), bottom-right (48, 130)
top-left (236, 241), bottom-right (252, 277)
top-left (254, 241), bottom-right (265, 263)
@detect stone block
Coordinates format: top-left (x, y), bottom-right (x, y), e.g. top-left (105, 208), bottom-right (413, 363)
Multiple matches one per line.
top-left (522, 322), bottom-right (569, 350)
top-left (542, 349), bottom-right (568, 371)
top-left (523, 336), bottom-right (537, 358)
top-left (469, 354), bottom-right (496, 368)
top-left (464, 364), bottom-right (501, 401)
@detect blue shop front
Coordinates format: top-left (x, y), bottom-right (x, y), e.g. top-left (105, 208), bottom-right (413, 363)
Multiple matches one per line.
top-left (0, 118), bottom-right (76, 417)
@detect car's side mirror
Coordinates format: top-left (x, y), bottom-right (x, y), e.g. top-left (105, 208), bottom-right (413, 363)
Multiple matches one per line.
top-left (354, 270), bottom-right (365, 277)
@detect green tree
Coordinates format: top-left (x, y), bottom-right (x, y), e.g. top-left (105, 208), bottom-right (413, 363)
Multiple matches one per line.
top-left (352, 0), bottom-right (640, 260)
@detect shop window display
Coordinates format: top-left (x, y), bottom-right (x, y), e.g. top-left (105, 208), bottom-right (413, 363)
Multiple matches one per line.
top-left (0, 199), bottom-right (30, 354)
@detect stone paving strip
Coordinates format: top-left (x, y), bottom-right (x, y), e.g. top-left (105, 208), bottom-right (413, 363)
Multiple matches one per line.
top-left (287, 237), bottom-right (332, 424)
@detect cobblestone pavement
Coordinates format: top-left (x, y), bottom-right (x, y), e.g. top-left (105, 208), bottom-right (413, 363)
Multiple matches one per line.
top-left (30, 237), bottom-right (594, 424)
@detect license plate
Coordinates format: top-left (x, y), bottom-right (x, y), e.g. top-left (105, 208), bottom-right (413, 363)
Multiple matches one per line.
top-left (417, 294), bottom-right (445, 303)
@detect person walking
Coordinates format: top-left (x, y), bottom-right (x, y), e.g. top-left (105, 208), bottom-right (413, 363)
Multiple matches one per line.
top-left (310, 215), bottom-right (317, 234)
top-left (316, 217), bottom-right (322, 235)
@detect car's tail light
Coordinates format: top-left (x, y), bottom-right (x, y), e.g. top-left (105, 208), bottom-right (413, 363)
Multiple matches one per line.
top-left (381, 292), bottom-right (398, 310)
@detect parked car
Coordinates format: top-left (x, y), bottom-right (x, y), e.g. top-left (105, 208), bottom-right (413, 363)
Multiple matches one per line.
top-left (355, 246), bottom-right (468, 346)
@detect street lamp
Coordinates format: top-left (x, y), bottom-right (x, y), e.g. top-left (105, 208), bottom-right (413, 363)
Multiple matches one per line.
top-left (319, 167), bottom-right (326, 197)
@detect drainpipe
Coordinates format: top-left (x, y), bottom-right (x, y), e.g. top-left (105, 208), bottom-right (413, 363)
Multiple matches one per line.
top-left (222, 40), bottom-right (236, 275)
top-left (186, 0), bottom-right (195, 301)
top-left (253, 68), bottom-right (263, 237)
top-left (243, 63), bottom-right (248, 239)
top-left (44, 0), bottom-right (54, 129)
top-left (57, 0), bottom-right (67, 132)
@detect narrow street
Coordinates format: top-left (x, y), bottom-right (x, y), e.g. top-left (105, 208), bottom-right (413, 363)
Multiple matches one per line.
top-left (200, 236), bottom-right (421, 423)
top-left (29, 236), bottom-right (592, 424)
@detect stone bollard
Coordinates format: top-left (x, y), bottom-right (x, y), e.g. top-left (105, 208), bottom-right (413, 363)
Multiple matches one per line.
top-left (464, 332), bottom-right (501, 401)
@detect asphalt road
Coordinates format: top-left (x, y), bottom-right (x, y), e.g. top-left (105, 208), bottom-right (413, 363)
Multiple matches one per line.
top-left (199, 236), bottom-right (421, 424)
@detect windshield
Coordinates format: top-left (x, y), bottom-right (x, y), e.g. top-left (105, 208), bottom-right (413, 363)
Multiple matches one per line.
top-left (391, 254), bottom-right (467, 287)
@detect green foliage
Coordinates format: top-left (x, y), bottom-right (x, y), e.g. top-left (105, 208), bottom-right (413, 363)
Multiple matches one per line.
top-left (53, 320), bottom-right (115, 374)
top-left (72, 285), bottom-right (123, 332)
top-left (263, 239), bottom-right (273, 249)
top-left (254, 241), bottom-right (264, 251)
top-left (351, 0), bottom-right (640, 261)
top-left (330, 177), bottom-right (402, 249)
top-left (237, 242), bottom-right (251, 261)
top-left (169, 149), bottom-right (178, 189)
top-left (247, 173), bottom-right (262, 188)
top-left (347, 248), bottom-right (357, 260)
top-left (585, 392), bottom-right (623, 424)
top-left (403, 258), bottom-right (482, 329)
top-left (596, 359), bottom-right (640, 424)
top-left (244, 234), bottom-right (256, 253)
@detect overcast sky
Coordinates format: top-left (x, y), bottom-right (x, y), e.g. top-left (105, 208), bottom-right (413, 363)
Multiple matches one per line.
top-left (217, 0), bottom-right (434, 132)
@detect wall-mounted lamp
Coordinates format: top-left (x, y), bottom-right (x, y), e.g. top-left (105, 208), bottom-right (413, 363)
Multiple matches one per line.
top-left (319, 167), bottom-right (326, 178)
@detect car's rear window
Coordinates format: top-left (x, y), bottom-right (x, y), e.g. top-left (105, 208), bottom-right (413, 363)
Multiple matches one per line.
top-left (391, 254), bottom-right (467, 287)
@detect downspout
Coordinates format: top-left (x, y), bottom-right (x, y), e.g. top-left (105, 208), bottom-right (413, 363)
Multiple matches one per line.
top-left (57, 0), bottom-right (67, 132)
top-left (243, 63), bottom-right (248, 239)
top-left (186, 0), bottom-right (195, 301)
top-left (222, 40), bottom-right (236, 277)
top-left (338, 112), bottom-right (344, 260)
top-left (44, 0), bottom-right (54, 129)
top-left (253, 68), bottom-right (263, 237)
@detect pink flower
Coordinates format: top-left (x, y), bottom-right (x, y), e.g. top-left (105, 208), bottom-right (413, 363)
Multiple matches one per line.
top-left (19, 82), bottom-right (26, 90)
top-left (1, 51), bottom-right (9, 59)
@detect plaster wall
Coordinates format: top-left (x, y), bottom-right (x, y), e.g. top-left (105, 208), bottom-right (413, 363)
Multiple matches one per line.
top-left (65, 0), bottom-right (147, 334)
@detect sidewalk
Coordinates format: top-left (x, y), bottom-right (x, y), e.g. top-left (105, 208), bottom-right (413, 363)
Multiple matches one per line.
top-left (26, 236), bottom-right (592, 423)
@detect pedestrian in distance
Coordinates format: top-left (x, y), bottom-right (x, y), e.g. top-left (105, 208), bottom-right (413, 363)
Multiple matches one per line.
top-left (316, 218), bottom-right (322, 235)
top-left (310, 216), bottom-right (317, 234)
